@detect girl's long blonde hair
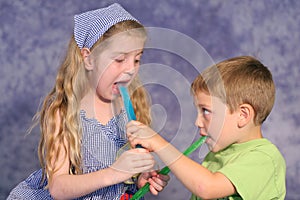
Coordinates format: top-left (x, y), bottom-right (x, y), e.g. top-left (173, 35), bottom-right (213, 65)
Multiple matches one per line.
top-left (36, 20), bottom-right (150, 184)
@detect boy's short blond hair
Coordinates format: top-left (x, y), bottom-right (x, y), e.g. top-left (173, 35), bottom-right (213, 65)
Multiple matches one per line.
top-left (191, 56), bottom-right (275, 125)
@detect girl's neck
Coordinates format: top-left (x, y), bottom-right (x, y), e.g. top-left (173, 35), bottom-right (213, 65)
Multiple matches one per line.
top-left (81, 90), bottom-right (114, 125)
top-left (94, 96), bottom-right (114, 125)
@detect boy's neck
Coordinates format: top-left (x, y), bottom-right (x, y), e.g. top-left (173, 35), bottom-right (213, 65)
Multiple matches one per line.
top-left (238, 125), bottom-right (263, 143)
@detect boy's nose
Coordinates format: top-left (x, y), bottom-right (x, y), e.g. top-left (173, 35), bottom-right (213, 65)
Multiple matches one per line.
top-left (195, 118), bottom-right (208, 137)
top-left (195, 114), bottom-right (204, 128)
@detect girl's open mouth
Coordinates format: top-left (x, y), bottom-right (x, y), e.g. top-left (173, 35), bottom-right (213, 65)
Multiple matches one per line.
top-left (112, 80), bottom-right (131, 94)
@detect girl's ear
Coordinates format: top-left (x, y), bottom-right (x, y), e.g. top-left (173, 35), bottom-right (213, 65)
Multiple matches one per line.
top-left (237, 104), bottom-right (254, 128)
top-left (81, 48), bottom-right (93, 70)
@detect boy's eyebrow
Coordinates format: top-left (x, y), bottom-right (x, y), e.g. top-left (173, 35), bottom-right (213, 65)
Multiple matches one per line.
top-left (195, 102), bottom-right (211, 108)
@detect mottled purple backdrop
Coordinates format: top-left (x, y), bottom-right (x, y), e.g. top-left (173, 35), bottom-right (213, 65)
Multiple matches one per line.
top-left (1, 1), bottom-right (299, 199)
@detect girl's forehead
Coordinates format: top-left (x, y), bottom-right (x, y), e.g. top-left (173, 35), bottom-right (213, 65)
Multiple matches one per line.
top-left (91, 34), bottom-right (145, 58)
top-left (108, 35), bottom-right (145, 53)
top-left (102, 30), bottom-right (146, 51)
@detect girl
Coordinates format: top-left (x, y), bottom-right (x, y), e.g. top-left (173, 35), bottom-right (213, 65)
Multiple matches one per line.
top-left (8, 3), bottom-right (169, 200)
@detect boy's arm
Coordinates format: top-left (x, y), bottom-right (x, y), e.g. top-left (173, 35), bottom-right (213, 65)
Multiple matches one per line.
top-left (127, 121), bottom-right (236, 199)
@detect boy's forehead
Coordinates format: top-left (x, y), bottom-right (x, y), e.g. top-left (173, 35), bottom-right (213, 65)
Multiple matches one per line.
top-left (194, 91), bottom-right (211, 104)
top-left (194, 91), bottom-right (225, 108)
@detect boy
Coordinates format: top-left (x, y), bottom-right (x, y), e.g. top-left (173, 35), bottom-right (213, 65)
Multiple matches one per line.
top-left (127, 56), bottom-right (286, 199)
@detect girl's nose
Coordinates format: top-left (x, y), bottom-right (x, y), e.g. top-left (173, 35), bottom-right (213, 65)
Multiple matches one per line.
top-left (124, 67), bottom-right (135, 76)
top-left (124, 59), bottom-right (136, 75)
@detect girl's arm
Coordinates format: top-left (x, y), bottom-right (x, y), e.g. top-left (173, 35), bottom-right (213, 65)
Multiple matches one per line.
top-left (48, 112), bottom-right (154, 199)
top-left (49, 145), bottom-right (154, 199)
top-left (49, 163), bottom-right (130, 199)
top-left (127, 121), bottom-right (235, 199)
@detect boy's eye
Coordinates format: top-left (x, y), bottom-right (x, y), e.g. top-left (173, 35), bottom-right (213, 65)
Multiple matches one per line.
top-left (197, 106), bottom-right (211, 116)
top-left (201, 107), bottom-right (212, 120)
top-left (203, 108), bottom-right (210, 115)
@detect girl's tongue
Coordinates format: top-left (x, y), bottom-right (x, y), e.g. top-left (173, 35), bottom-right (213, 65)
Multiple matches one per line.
top-left (112, 81), bottom-right (130, 94)
top-left (112, 83), bottom-right (120, 94)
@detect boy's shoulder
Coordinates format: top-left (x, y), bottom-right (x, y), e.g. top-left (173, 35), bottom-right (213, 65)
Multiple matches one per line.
top-left (245, 138), bottom-right (285, 164)
top-left (203, 138), bottom-right (286, 200)
top-left (204, 138), bottom-right (285, 167)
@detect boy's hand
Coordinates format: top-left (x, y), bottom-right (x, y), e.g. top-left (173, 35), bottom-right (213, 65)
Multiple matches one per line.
top-left (138, 171), bottom-right (170, 195)
top-left (126, 121), bottom-right (158, 151)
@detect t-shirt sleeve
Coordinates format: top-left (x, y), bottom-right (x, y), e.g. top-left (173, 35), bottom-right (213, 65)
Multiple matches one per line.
top-left (217, 150), bottom-right (282, 200)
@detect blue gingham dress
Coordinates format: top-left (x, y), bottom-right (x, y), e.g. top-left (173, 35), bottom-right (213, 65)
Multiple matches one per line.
top-left (7, 110), bottom-right (140, 200)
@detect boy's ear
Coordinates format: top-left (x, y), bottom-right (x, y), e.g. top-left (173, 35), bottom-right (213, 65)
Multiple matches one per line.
top-left (237, 104), bottom-right (254, 128)
top-left (81, 48), bottom-right (93, 70)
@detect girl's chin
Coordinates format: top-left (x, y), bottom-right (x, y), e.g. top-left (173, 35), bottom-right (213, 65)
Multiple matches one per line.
top-left (98, 95), bottom-right (113, 103)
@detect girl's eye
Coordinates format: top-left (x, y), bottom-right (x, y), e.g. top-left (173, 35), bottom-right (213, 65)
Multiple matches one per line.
top-left (135, 54), bottom-right (142, 65)
top-left (114, 55), bottom-right (126, 63)
top-left (135, 59), bottom-right (141, 64)
top-left (115, 58), bottom-right (125, 63)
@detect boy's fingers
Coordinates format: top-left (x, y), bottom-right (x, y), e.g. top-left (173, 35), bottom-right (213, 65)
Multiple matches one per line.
top-left (126, 120), bottom-right (142, 128)
top-left (129, 148), bottom-right (148, 153)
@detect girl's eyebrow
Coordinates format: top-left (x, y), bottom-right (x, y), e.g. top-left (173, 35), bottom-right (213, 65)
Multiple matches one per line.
top-left (111, 50), bottom-right (143, 57)
top-left (137, 50), bottom-right (143, 55)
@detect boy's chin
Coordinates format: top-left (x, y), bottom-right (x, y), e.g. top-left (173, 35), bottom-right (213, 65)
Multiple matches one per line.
top-left (209, 144), bottom-right (222, 153)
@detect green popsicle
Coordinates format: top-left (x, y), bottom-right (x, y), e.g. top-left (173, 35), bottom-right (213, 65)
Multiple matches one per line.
top-left (130, 135), bottom-right (207, 200)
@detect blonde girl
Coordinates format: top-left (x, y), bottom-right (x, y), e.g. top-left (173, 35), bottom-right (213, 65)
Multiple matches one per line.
top-left (8, 3), bottom-right (169, 200)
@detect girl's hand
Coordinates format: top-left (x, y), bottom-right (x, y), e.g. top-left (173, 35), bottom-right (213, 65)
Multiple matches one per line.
top-left (111, 148), bottom-right (155, 182)
top-left (126, 121), bottom-right (159, 151)
top-left (138, 171), bottom-right (170, 195)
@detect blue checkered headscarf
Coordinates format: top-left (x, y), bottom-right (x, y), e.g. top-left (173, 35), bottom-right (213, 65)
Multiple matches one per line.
top-left (74, 3), bottom-right (139, 49)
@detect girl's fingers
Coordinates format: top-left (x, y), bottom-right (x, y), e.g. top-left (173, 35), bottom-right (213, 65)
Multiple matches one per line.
top-left (158, 174), bottom-right (170, 182)
top-left (148, 178), bottom-right (163, 193)
top-left (149, 174), bottom-right (170, 194)
top-left (149, 184), bottom-right (159, 195)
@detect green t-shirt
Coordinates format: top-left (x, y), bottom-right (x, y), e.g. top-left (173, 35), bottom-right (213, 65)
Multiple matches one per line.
top-left (190, 138), bottom-right (286, 200)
